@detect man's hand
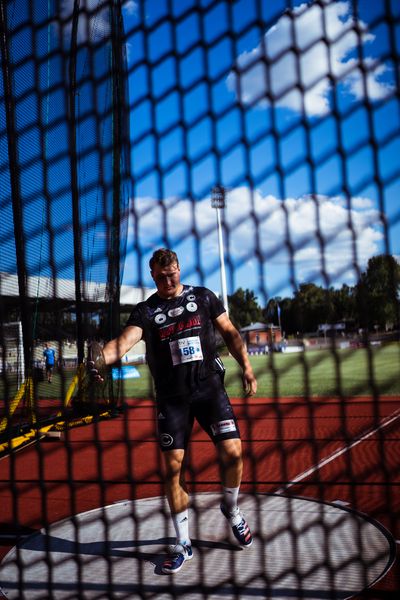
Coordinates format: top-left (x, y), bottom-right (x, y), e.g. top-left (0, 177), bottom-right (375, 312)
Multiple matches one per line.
top-left (86, 341), bottom-right (107, 383)
top-left (213, 313), bottom-right (258, 397)
top-left (242, 365), bottom-right (257, 396)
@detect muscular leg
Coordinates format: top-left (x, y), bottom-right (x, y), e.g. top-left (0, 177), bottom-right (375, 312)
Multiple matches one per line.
top-left (216, 438), bottom-right (243, 487)
top-left (161, 448), bottom-right (189, 514)
top-left (217, 438), bottom-right (253, 547)
top-left (160, 449), bottom-right (193, 572)
top-left (161, 448), bottom-right (191, 546)
top-left (161, 439), bottom-right (243, 504)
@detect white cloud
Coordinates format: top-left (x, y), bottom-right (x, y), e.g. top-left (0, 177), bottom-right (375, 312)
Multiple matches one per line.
top-left (122, 1), bottom-right (138, 16)
top-left (122, 1), bottom-right (139, 63)
top-left (227, 0), bottom-right (394, 116)
top-left (224, 191), bottom-right (382, 283)
top-left (124, 187), bottom-right (383, 291)
top-left (348, 196), bottom-right (374, 209)
top-left (59, 0), bottom-right (111, 44)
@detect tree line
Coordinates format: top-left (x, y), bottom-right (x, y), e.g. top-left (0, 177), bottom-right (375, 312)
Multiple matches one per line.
top-left (228, 255), bottom-right (400, 336)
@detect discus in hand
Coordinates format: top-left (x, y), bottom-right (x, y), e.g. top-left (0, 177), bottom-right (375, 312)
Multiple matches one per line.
top-left (78, 342), bottom-right (108, 404)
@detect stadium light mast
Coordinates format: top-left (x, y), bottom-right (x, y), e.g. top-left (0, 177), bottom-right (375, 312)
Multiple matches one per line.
top-left (211, 185), bottom-right (229, 316)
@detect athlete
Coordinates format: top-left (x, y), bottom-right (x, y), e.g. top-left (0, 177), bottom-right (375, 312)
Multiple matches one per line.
top-left (88, 248), bottom-right (257, 574)
top-left (43, 342), bottom-right (56, 383)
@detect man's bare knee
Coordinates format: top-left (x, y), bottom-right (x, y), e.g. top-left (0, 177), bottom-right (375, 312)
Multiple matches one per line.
top-left (162, 449), bottom-right (185, 481)
top-left (217, 439), bottom-right (243, 470)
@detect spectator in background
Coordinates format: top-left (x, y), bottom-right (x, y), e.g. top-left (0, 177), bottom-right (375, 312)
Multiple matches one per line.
top-left (43, 342), bottom-right (56, 383)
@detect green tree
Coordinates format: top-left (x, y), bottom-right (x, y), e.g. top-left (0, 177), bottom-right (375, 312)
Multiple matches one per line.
top-left (262, 296), bottom-right (294, 337)
top-left (291, 283), bottom-right (334, 333)
top-left (278, 296), bottom-right (297, 336)
top-left (263, 297), bottom-right (281, 323)
top-left (331, 284), bottom-right (357, 325)
top-left (356, 254), bottom-right (400, 330)
top-left (228, 288), bottom-right (263, 330)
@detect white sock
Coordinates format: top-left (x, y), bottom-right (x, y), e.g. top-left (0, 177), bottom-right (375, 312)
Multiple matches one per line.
top-left (223, 486), bottom-right (240, 515)
top-left (171, 509), bottom-right (190, 546)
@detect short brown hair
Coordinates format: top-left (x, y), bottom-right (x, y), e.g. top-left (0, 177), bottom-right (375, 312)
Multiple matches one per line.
top-left (149, 248), bottom-right (179, 271)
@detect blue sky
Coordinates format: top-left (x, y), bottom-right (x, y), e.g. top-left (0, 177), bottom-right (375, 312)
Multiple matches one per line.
top-left (121, 0), bottom-right (400, 304)
top-left (1, 0), bottom-right (399, 308)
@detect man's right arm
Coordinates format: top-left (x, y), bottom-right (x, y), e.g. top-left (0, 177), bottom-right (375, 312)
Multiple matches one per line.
top-left (102, 325), bottom-right (144, 365)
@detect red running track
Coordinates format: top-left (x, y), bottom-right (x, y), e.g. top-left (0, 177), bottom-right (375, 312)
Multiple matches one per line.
top-left (1, 396), bottom-right (399, 598)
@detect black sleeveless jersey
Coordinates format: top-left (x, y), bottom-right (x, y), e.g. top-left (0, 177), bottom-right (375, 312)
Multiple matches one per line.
top-left (126, 285), bottom-right (226, 398)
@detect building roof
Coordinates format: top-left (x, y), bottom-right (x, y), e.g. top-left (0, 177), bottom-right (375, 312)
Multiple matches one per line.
top-left (240, 322), bottom-right (270, 332)
top-left (0, 272), bottom-right (154, 306)
top-left (240, 322), bottom-right (281, 332)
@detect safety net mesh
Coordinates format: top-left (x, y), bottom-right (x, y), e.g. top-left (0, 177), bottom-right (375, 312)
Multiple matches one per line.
top-left (0, 0), bottom-right (399, 598)
top-left (0, 0), bottom-right (131, 419)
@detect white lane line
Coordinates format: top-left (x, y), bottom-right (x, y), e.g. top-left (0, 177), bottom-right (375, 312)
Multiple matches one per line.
top-left (275, 406), bottom-right (400, 494)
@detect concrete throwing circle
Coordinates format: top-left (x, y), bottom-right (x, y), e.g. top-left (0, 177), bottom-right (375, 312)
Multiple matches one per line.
top-left (0, 493), bottom-right (395, 599)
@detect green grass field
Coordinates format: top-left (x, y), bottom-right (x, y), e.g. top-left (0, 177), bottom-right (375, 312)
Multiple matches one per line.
top-left (225, 342), bottom-right (400, 398)
top-left (1, 342), bottom-right (399, 403)
top-left (102, 341), bottom-right (400, 399)
top-left (126, 341), bottom-right (399, 399)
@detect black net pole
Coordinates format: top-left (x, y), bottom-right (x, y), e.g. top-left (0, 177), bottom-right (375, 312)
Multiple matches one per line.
top-left (68, 0), bottom-right (85, 365)
top-left (108, 0), bottom-right (123, 342)
top-left (0, 0), bottom-right (32, 374)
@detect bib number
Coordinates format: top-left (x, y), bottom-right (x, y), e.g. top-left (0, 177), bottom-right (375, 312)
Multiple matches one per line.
top-left (170, 336), bottom-right (203, 366)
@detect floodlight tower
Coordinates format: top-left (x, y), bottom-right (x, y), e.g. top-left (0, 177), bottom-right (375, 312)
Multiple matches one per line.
top-left (211, 185), bottom-right (229, 316)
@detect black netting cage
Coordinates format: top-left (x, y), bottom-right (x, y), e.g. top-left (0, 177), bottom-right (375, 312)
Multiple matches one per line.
top-left (0, 1), bottom-right (399, 598)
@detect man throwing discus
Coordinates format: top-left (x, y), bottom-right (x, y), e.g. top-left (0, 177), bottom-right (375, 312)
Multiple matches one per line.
top-left (88, 248), bottom-right (257, 573)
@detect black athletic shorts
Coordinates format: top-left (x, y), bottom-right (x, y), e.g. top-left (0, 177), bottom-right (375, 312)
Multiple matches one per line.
top-left (156, 374), bottom-right (240, 451)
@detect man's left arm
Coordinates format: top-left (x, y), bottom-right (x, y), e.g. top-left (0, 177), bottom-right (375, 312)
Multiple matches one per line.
top-left (214, 313), bottom-right (257, 396)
